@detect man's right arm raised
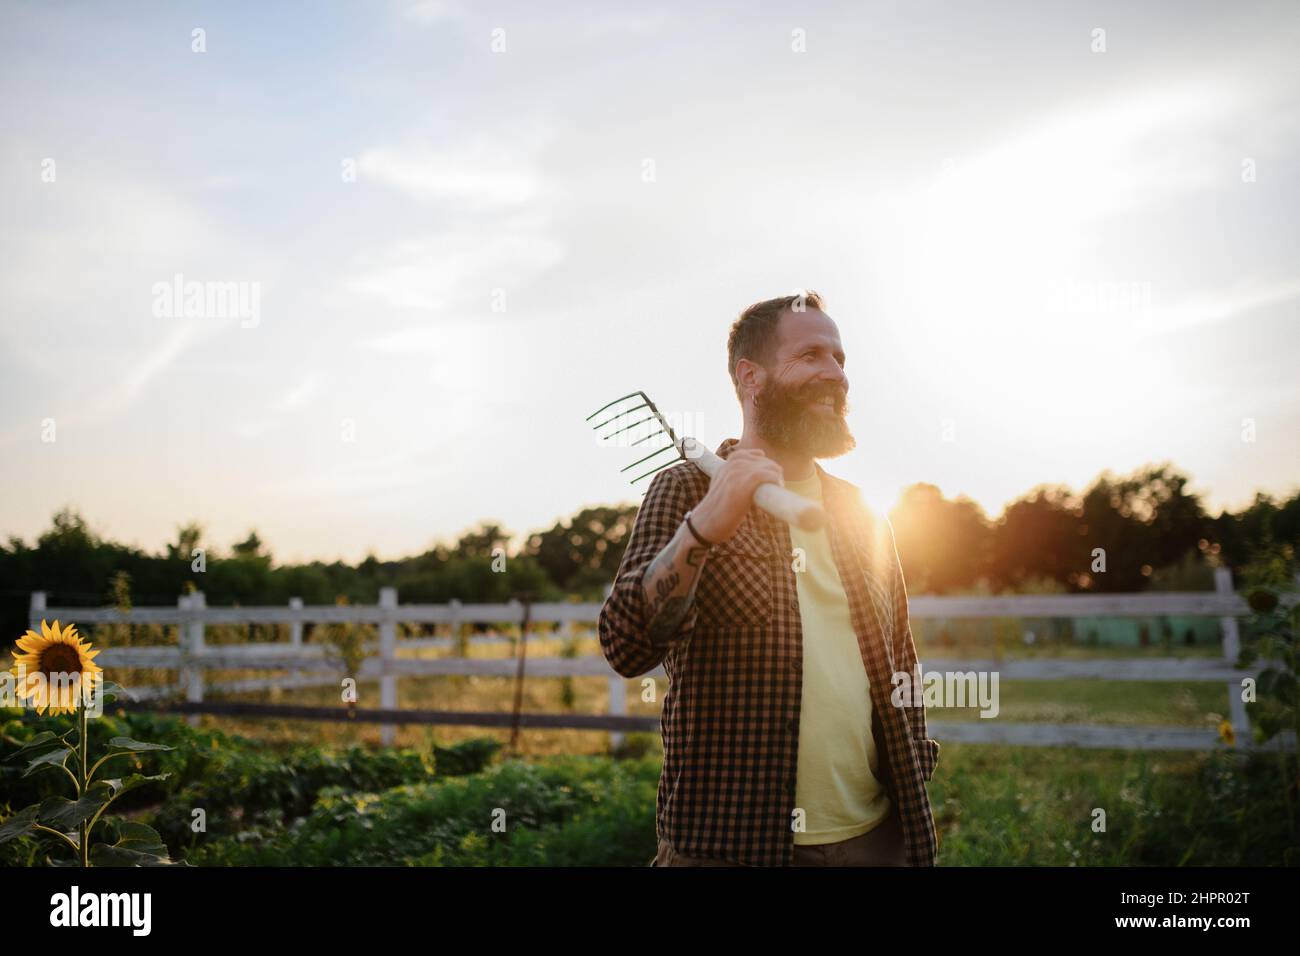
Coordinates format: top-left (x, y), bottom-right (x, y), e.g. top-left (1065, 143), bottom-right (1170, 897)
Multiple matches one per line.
top-left (598, 467), bottom-right (710, 678)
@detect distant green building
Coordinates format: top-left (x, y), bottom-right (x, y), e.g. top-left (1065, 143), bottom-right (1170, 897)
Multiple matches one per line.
top-left (913, 614), bottom-right (1223, 651)
top-left (1070, 616), bottom-right (1221, 648)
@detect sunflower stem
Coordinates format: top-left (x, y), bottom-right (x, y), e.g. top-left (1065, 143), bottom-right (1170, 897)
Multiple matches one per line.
top-left (88, 750), bottom-right (135, 783)
top-left (78, 704), bottom-right (89, 867)
top-left (32, 823), bottom-right (80, 855)
top-left (60, 761), bottom-right (81, 796)
top-left (85, 788), bottom-right (126, 842)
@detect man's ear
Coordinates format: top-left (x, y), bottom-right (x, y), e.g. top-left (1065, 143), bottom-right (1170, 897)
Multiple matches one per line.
top-left (736, 357), bottom-right (765, 400)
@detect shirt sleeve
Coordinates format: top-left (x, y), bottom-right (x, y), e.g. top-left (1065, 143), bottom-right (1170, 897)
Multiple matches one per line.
top-left (885, 515), bottom-right (940, 783)
top-left (598, 466), bottom-right (700, 678)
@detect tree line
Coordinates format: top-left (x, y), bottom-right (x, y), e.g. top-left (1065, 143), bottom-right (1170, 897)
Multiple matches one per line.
top-left (0, 461), bottom-right (1295, 641)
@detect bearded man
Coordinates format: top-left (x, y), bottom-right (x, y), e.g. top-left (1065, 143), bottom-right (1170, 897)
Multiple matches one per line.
top-left (598, 290), bottom-right (941, 867)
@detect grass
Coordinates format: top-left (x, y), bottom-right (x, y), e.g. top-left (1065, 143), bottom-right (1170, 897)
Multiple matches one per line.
top-left (4, 625), bottom-right (1292, 866)
top-left (929, 743), bottom-right (1296, 866)
top-left (3, 707), bottom-right (1295, 865)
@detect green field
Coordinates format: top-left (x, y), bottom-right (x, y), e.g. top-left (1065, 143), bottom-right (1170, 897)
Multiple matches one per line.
top-left (3, 625), bottom-right (1293, 866)
top-left (3, 706), bottom-right (1295, 866)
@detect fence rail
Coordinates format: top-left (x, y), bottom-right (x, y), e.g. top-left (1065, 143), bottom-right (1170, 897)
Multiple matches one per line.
top-left (23, 565), bottom-right (1298, 753)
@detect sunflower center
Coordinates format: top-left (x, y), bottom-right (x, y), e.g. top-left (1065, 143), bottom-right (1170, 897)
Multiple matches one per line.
top-left (39, 644), bottom-right (84, 678)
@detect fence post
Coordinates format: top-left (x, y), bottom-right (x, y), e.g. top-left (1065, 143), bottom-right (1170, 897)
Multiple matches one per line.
top-left (379, 587), bottom-right (397, 746)
top-left (182, 591), bottom-right (206, 729)
top-left (176, 593), bottom-right (189, 708)
top-left (448, 598), bottom-right (462, 651)
top-left (608, 676), bottom-right (626, 752)
top-left (1215, 566), bottom-right (1248, 746)
top-left (600, 583), bottom-right (625, 750)
top-left (289, 597), bottom-right (303, 686)
top-left (289, 598), bottom-right (304, 650)
top-left (29, 591), bottom-right (47, 630)
top-left (507, 598), bottom-right (522, 647)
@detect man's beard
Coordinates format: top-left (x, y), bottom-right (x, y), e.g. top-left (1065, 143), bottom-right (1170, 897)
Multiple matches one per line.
top-left (753, 377), bottom-right (856, 459)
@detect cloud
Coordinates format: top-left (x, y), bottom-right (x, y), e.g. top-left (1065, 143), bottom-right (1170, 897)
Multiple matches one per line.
top-left (231, 420), bottom-right (279, 439)
top-left (580, 11), bottom-right (668, 39)
top-left (915, 80), bottom-right (1242, 234)
top-left (357, 112), bottom-right (559, 209)
top-left (232, 375), bottom-right (324, 438)
top-left (0, 155), bottom-right (259, 448)
top-left (397, 0), bottom-right (465, 26)
top-left (272, 374), bottom-right (321, 412)
top-left (865, 79), bottom-right (1253, 344)
top-left (0, 324), bottom-right (214, 450)
top-left (1140, 279), bottom-right (1300, 337)
top-left (360, 320), bottom-right (507, 389)
top-left (348, 121), bottom-right (566, 312)
top-left (344, 230), bottom-right (565, 312)
top-left (359, 146), bottom-right (541, 207)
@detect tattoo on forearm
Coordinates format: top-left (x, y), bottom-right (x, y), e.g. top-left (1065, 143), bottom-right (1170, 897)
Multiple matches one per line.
top-left (643, 522), bottom-right (710, 643)
top-left (647, 596), bottom-right (691, 645)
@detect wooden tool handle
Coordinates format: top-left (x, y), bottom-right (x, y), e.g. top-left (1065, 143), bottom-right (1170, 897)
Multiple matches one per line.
top-left (679, 437), bottom-right (827, 532)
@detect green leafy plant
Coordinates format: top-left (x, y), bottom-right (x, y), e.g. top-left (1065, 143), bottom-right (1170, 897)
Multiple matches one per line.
top-left (321, 596), bottom-right (368, 718)
top-left (559, 633), bottom-right (579, 711)
top-left (0, 620), bottom-right (180, 865)
top-left (1233, 548), bottom-right (1299, 856)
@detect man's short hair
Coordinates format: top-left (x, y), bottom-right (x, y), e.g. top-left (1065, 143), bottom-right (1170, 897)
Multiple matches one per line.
top-left (726, 290), bottom-right (826, 400)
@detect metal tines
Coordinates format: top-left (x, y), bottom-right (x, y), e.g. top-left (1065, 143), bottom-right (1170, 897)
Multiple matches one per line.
top-left (586, 390), bottom-right (686, 491)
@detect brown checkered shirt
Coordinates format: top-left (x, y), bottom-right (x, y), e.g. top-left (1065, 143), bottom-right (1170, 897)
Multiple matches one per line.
top-left (598, 438), bottom-right (940, 866)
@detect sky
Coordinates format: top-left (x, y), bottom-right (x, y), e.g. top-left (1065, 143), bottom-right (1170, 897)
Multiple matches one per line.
top-left (1, 0), bottom-right (1297, 564)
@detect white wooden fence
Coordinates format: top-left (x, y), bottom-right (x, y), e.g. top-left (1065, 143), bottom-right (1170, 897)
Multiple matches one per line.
top-left (26, 566), bottom-right (1298, 753)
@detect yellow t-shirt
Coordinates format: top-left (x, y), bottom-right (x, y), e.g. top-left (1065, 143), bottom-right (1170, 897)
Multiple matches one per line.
top-left (785, 469), bottom-right (892, 844)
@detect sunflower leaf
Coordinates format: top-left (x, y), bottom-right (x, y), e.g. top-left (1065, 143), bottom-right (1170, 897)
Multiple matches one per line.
top-left (37, 794), bottom-right (106, 830)
top-left (96, 680), bottom-right (129, 703)
top-left (0, 805), bottom-right (41, 844)
top-left (97, 772), bottom-right (170, 799)
top-left (89, 843), bottom-right (174, 866)
top-left (90, 821), bottom-right (175, 866)
top-left (23, 746), bottom-right (71, 778)
top-left (116, 820), bottom-right (166, 845)
top-left (107, 736), bottom-right (172, 754)
top-left (4, 731), bottom-right (60, 761)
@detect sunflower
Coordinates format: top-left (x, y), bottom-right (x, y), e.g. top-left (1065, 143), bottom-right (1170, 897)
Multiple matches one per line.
top-left (1217, 719), bottom-right (1236, 747)
top-left (9, 619), bottom-right (103, 715)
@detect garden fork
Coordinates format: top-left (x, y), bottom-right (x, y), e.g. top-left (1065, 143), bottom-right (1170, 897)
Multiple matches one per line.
top-left (586, 390), bottom-right (825, 531)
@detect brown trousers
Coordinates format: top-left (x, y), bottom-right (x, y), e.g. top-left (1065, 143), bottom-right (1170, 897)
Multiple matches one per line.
top-left (652, 810), bottom-right (908, 867)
